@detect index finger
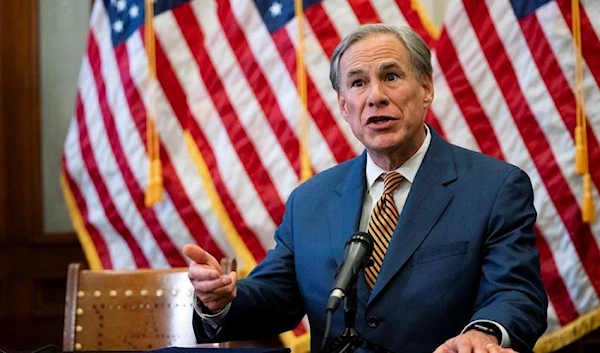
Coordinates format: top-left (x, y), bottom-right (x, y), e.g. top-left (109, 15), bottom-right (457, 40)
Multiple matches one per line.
top-left (183, 244), bottom-right (220, 269)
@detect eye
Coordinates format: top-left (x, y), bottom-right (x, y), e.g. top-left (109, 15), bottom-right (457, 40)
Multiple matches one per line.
top-left (385, 73), bottom-right (399, 81)
top-left (351, 80), bottom-right (364, 87)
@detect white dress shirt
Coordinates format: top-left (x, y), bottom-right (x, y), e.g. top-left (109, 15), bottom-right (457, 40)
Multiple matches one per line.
top-left (358, 124), bottom-right (431, 232)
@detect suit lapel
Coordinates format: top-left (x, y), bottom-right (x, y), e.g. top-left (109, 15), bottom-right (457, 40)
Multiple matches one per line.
top-left (328, 152), bottom-right (368, 267)
top-left (327, 153), bottom-right (372, 306)
top-left (369, 129), bottom-right (457, 303)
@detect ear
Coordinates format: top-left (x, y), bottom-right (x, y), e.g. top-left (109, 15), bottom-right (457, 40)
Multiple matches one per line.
top-left (421, 75), bottom-right (434, 109)
top-left (337, 92), bottom-right (349, 121)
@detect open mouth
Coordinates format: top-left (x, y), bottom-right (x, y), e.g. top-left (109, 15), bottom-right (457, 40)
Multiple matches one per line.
top-left (367, 116), bottom-right (395, 125)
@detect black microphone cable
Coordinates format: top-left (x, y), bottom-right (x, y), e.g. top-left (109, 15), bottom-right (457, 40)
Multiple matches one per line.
top-left (321, 308), bottom-right (334, 349)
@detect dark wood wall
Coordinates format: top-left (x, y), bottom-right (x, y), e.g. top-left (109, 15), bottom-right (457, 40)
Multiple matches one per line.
top-left (0, 0), bottom-right (87, 350)
top-left (0, 0), bottom-right (598, 352)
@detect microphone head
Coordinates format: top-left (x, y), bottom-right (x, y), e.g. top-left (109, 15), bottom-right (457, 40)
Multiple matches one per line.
top-left (327, 232), bottom-right (375, 312)
top-left (341, 231), bottom-right (374, 271)
top-left (346, 231), bottom-right (374, 250)
top-left (344, 232), bottom-right (374, 262)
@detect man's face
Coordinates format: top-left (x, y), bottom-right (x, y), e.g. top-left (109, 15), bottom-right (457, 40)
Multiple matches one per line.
top-left (337, 33), bottom-right (433, 165)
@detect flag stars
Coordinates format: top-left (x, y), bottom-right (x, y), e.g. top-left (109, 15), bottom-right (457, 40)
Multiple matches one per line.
top-left (116, 0), bottom-right (127, 12)
top-left (269, 1), bottom-right (282, 17)
top-left (129, 4), bottom-right (139, 18)
top-left (113, 19), bottom-right (124, 33)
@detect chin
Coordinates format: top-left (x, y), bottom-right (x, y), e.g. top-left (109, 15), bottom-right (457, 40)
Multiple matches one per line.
top-left (367, 143), bottom-right (402, 156)
top-left (368, 136), bottom-right (405, 150)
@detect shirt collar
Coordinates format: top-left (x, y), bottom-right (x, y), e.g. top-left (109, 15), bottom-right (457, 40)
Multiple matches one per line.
top-left (365, 124), bottom-right (432, 188)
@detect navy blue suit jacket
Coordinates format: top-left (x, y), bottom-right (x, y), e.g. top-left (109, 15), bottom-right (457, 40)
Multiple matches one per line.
top-left (193, 127), bottom-right (548, 353)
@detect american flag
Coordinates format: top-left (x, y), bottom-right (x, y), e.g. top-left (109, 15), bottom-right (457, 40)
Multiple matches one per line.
top-left (60, 0), bottom-right (599, 351)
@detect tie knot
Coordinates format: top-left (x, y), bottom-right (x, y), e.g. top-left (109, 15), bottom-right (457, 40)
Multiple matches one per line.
top-left (382, 172), bottom-right (403, 195)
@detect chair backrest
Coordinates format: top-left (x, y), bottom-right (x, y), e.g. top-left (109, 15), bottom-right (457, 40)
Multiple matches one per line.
top-left (62, 263), bottom-right (209, 351)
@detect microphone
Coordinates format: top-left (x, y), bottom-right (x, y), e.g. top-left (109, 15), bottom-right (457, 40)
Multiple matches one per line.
top-left (326, 231), bottom-right (374, 312)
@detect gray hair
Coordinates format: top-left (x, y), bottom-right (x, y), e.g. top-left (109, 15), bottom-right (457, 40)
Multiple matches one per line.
top-left (329, 24), bottom-right (433, 92)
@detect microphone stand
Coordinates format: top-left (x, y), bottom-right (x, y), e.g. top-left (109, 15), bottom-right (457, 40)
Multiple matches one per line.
top-left (320, 282), bottom-right (396, 353)
top-left (320, 282), bottom-right (361, 353)
top-left (340, 281), bottom-right (362, 349)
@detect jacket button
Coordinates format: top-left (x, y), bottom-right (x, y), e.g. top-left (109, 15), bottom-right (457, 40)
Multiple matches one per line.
top-left (367, 316), bottom-right (380, 328)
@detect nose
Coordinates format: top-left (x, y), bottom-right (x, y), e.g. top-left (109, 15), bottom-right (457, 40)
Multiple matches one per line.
top-left (367, 81), bottom-right (389, 107)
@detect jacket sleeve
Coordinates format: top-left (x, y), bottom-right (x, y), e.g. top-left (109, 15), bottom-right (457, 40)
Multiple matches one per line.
top-left (193, 190), bottom-right (306, 342)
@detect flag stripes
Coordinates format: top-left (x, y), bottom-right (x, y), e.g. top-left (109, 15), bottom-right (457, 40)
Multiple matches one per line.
top-left (112, 1), bottom-right (227, 267)
top-left (270, 30), bottom-right (359, 161)
top-left (304, 4), bottom-right (343, 60)
top-left (154, 36), bottom-right (270, 262)
top-left (116, 36), bottom-right (226, 262)
top-left (226, 2), bottom-right (339, 173)
top-left (90, 31), bottom-right (187, 267)
top-left (215, 2), bottom-right (302, 177)
top-left (66, 99), bottom-right (137, 268)
top-left (393, 0), bottom-right (437, 47)
top-left (535, 232), bottom-right (579, 325)
top-left (62, 155), bottom-right (112, 269)
top-left (173, 5), bottom-right (287, 225)
top-left (154, 10), bottom-right (273, 260)
top-left (519, 10), bottom-right (600, 192)
top-left (284, 11), bottom-right (366, 153)
top-left (348, 1), bottom-right (382, 23)
top-left (559, 0), bottom-right (600, 87)
top-left (318, 2), bottom-right (359, 47)
top-left (554, 0), bottom-right (600, 186)
top-left (435, 30), bottom-right (505, 161)
top-left (76, 85), bottom-right (154, 267)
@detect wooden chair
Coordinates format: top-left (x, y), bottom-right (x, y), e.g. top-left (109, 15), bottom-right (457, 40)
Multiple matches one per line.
top-left (62, 261), bottom-right (233, 351)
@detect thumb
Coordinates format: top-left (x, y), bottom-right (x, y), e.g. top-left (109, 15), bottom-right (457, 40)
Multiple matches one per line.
top-left (183, 244), bottom-right (220, 269)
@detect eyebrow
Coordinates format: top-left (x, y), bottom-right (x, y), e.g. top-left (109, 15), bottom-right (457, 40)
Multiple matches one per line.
top-left (346, 68), bottom-right (364, 77)
top-left (380, 61), bottom-right (401, 71)
top-left (345, 61), bottom-right (402, 77)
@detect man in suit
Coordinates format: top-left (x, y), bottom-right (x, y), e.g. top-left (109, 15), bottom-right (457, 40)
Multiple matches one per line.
top-left (184, 24), bottom-right (547, 353)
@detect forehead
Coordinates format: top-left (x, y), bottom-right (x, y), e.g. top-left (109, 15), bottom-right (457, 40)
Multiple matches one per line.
top-left (340, 33), bottom-right (409, 72)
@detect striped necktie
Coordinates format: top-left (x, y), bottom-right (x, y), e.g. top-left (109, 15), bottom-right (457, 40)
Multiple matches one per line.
top-left (364, 171), bottom-right (403, 289)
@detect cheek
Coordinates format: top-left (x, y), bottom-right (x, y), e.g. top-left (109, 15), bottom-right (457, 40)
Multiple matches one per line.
top-left (342, 100), bottom-right (357, 119)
